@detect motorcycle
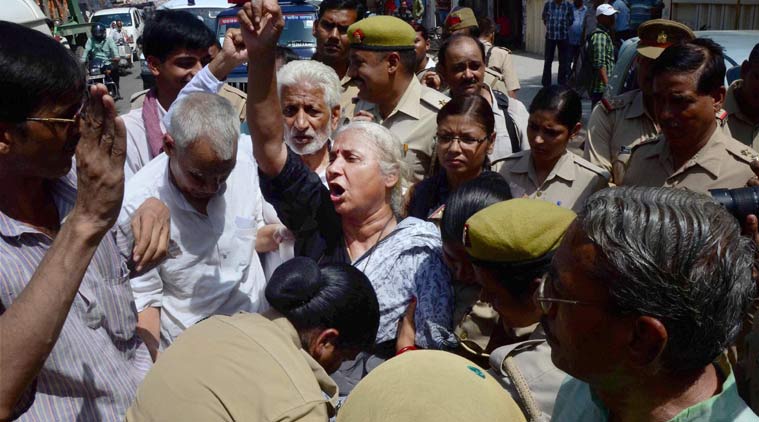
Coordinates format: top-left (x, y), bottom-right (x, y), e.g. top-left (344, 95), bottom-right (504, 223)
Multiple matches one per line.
top-left (115, 38), bottom-right (133, 75)
top-left (87, 57), bottom-right (119, 99)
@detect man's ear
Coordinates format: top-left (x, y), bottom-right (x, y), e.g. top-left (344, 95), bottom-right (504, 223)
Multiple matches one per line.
top-left (711, 85), bottom-right (727, 113)
top-left (312, 19), bottom-right (319, 38)
top-left (330, 105), bottom-right (341, 131)
top-left (0, 122), bottom-right (17, 156)
top-left (147, 55), bottom-right (162, 77)
top-left (386, 52), bottom-right (401, 75)
top-left (163, 133), bottom-right (176, 156)
top-left (628, 315), bottom-right (668, 368)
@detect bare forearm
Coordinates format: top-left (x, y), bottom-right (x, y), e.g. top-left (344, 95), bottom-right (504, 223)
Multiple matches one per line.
top-left (136, 307), bottom-right (161, 362)
top-left (246, 49), bottom-right (287, 176)
top-left (0, 217), bottom-right (103, 418)
top-left (600, 67), bottom-right (608, 85)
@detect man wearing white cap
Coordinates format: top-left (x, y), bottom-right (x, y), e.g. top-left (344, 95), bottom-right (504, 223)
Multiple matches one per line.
top-left (588, 3), bottom-right (618, 107)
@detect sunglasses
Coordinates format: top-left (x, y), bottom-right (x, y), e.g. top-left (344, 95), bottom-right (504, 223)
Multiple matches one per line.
top-left (25, 91), bottom-right (89, 126)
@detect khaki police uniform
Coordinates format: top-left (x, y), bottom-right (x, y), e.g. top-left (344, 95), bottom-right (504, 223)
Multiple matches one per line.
top-left (489, 325), bottom-right (566, 421)
top-left (622, 127), bottom-right (759, 192)
top-left (482, 40), bottom-right (520, 92)
top-left (353, 76), bottom-right (449, 182)
top-left (125, 311), bottom-right (339, 421)
top-left (484, 67), bottom-right (510, 96)
top-left (130, 84), bottom-right (248, 123)
top-left (339, 75), bottom-right (360, 123)
top-left (724, 79), bottom-right (759, 150)
top-left (346, 15), bottom-right (449, 181)
top-left (583, 89), bottom-right (659, 178)
top-left (498, 150), bottom-right (610, 212)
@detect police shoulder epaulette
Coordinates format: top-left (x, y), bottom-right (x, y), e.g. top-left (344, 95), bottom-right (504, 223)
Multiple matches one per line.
top-left (573, 154), bottom-right (611, 179)
top-left (490, 150), bottom-right (526, 169)
top-left (629, 134), bottom-right (662, 152)
top-left (600, 96), bottom-right (624, 113)
top-left (421, 87), bottom-right (450, 110)
top-left (222, 84), bottom-right (247, 99)
top-left (484, 67), bottom-right (505, 80)
top-left (725, 139), bottom-right (759, 164)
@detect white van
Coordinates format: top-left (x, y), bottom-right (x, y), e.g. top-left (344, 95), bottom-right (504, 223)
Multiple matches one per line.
top-left (158, 0), bottom-right (230, 33)
top-left (1, 0), bottom-right (51, 35)
top-left (90, 7), bottom-right (144, 60)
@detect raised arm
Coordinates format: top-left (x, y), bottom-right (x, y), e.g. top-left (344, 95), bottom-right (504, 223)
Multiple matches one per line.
top-left (238, 0), bottom-right (287, 176)
top-left (0, 84), bottom-right (126, 420)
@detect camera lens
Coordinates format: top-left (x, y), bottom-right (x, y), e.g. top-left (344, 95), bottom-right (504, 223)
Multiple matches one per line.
top-left (709, 187), bottom-right (759, 220)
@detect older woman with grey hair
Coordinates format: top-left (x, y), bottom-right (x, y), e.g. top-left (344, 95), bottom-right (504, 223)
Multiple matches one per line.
top-left (242, 5), bottom-right (455, 397)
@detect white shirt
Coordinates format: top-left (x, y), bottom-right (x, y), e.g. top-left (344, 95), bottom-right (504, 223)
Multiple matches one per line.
top-left (116, 144), bottom-right (267, 348)
top-left (122, 101), bottom-right (167, 181)
top-left (488, 85), bottom-right (530, 163)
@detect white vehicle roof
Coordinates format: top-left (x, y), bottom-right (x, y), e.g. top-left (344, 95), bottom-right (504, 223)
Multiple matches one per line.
top-left (159, 0), bottom-right (230, 9)
top-left (93, 7), bottom-right (138, 15)
top-left (2, 0), bottom-right (51, 35)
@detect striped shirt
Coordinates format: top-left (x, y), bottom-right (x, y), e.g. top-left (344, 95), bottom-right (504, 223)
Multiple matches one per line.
top-left (0, 168), bottom-right (151, 421)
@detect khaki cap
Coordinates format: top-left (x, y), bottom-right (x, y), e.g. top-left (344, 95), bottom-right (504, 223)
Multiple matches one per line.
top-left (636, 19), bottom-right (695, 59)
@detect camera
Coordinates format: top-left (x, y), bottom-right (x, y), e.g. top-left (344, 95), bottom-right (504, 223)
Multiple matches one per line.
top-left (710, 187), bottom-right (759, 220)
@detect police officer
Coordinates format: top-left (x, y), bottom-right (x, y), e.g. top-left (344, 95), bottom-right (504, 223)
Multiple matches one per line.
top-left (463, 198), bottom-right (576, 421)
top-left (346, 15), bottom-right (449, 181)
top-left (583, 19), bottom-right (694, 183)
top-left (622, 38), bottom-right (759, 191)
top-left (442, 7), bottom-right (519, 97)
top-left (724, 42), bottom-right (759, 149)
top-left (499, 85), bottom-right (608, 212)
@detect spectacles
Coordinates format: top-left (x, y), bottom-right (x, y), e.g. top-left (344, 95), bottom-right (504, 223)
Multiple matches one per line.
top-left (25, 96), bottom-right (87, 126)
top-left (536, 273), bottom-right (603, 315)
top-left (434, 134), bottom-right (490, 146)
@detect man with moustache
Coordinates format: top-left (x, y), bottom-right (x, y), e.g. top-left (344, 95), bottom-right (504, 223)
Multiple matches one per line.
top-left (622, 38), bottom-right (759, 191)
top-left (583, 19), bottom-right (695, 183)
top-left (436, 34), bottom-right (529, 166)
top-left (346, 15), bottom-right (449, 181)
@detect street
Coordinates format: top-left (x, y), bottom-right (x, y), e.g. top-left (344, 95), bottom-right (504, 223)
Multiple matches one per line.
top-left (115, 64), bottom-right (146, 116)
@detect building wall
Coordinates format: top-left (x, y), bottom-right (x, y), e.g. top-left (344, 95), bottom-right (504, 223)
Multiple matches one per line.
top-left (666, 0), bottom-right (759, 30)
top-left (525, 0), bottom-right (546, 54)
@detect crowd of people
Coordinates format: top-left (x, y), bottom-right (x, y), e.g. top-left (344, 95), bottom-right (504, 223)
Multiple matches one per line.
top-left (2, 0), bottom-right (759, 420)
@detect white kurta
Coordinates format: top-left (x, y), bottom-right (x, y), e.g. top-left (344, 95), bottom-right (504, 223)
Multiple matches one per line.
top-left (116, 145), bottom-right (267, 348)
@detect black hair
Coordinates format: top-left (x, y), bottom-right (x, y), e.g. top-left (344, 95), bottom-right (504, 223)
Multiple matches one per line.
top-left (477, 17), bottom-right (496, 36)
top-left (528, 85), bottom-right (582, 129)
top-left (410, 22), bottom-right (429, 41)
top-left (473, 254), bottom-right (554, 298)
top-left (440, 172), bottom-right (512, 243)
top-left (437, 34), bottom-right (486, 70)
top-left (142, 10), bottom-right (216, 61)
top-left (317, 0), bottom-right (366, 20)
top-left (0, 21), bottom-right (85, 123)
top-left (376, 50), bottom-right (417, 76)
top-left (650, 37), bottom-right (726, 94)
top-left (748, 42), bottom-right (759, 65)
top-left (437, 94), bottom-right (495, 135)
top-left (265, 257), bottom-right (380, 351)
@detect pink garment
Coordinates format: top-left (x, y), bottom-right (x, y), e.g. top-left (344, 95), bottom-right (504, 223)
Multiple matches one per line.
top-left (141, 88), bottom-right (165, 158)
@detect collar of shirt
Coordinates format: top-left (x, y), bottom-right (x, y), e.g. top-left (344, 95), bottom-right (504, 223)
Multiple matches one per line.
top-left (658, 126), bottom-right (728, 180)
top-left (363, 77), bottom-right (424, 123)
top-left (0, 167), bottom-right (77, 238)
top-left (265, 309), bottom-right (340, 413)
top-left (510, 151), bottom-right (578, 187)
top-left (624, 90), bottom-right (649, 120)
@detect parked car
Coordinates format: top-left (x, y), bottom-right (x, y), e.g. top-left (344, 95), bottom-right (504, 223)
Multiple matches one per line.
top-left (215, 0), bottom-right (318, 91)
top-left (607, 30), bottom-right (759, 97)
top-left (90, 7), bottom-right (144, 61)
top-left (158, 0), bottom-right (230, 33)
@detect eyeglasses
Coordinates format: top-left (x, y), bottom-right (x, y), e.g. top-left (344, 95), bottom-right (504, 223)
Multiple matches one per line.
top-left (434, 134), bottom-right (490, 146)
top-left (536, 273), bottom-right (603, 315)
top-left (25, 96), bottom-right (87, 126)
